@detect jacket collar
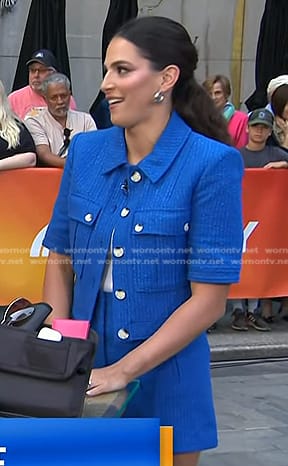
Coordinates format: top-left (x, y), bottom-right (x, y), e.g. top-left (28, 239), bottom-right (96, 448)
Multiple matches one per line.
top-left (102, 112), bottom-right (191, 183)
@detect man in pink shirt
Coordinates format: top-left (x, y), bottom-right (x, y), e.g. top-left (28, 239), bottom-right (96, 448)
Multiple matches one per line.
top-left (8, 49), bottom-right (76, 120)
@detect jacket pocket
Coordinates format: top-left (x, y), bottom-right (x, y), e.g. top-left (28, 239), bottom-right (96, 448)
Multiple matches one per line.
top-left (68, 194), bottom-right (102, 277)
top-left (131, 209), bottom-right (191, 291)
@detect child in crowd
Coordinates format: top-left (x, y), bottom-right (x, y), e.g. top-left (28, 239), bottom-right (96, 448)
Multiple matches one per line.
top-left (231, 108), bottom-right (288, 331)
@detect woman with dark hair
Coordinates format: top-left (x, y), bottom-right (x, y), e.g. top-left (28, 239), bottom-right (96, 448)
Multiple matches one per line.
top-left (42, 16), bottom-right (243, 465)
top-left (269, 82), bottom-right (288, 150)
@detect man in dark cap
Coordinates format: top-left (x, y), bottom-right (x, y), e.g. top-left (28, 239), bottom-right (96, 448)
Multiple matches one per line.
top-left (8, 49), bottom-right (76, 119)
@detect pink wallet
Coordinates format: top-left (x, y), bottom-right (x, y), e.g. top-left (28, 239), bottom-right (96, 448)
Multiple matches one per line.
top-left (52, 319), bottom-right (90, 339)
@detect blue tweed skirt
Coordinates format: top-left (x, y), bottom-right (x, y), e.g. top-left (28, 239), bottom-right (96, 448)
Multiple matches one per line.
top-left (91, 292), bottom-right (218, 453)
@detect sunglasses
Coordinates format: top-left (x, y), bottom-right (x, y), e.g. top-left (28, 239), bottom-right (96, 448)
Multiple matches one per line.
top-left (58, 128), bottom-right (72, 157)
top-left (1, 297), bottom-right (35, 327)
top-left (63, 127), bottom-right (72, 140)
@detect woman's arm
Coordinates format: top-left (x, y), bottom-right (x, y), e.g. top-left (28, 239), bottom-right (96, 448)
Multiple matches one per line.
top-left (121, 282), bottom-right (229, 377)
top-left (0, 152), bottom-right (36, 170)
top-left (42, 251), bottom-right (74, 324)
top-left (87, 282), bottom-right (228, 395)
top-left (42, 138), bottom-right (78, 321)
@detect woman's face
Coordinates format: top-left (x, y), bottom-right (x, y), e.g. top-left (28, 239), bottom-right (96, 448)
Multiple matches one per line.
top-left (274, 102), bottom-right (288, 131)
top-left (281, 102), bottom-right (288, 121)
top-left (101, 37), bottom-right (163, 128)
top-left (210, 82), bottom-right (227, 110)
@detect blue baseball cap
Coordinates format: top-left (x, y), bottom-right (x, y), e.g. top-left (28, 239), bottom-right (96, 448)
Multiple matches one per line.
top-left (26, 49), bottom-right (58, 70)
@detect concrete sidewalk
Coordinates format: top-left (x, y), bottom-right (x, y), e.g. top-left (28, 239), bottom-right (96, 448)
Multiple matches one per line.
top-left (209, 310), bottom-right (288, 362)
top-left (200, 361), bottom-right (288, 466)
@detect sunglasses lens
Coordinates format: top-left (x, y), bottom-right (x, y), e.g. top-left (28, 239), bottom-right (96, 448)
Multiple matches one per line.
top-left (1, 297), bottom-right (32, 325)
top-left (64, 128), bottom-right (71, 139)
top-left (6, 306), bottom-right (35, 326)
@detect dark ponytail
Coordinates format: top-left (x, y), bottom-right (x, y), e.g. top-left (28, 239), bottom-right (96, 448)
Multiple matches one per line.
top-left (115, 16), bottom-right (231, 145)
top-left (173, 76), bottom-right (232, 145)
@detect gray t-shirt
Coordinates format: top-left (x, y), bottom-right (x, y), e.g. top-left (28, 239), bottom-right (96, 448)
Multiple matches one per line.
top-left (240, 145), bottom-right (288, 168)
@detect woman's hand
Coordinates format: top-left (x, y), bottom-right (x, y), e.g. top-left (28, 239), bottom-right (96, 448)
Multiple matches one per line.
top-left (275, 116), bottom-right (288, 148)
top-left (275, 116), bottom-right (288, 132)
top-left (86, 363), bottom-right (130, 397)
top-left (87, 283), bottom-right (229, 398)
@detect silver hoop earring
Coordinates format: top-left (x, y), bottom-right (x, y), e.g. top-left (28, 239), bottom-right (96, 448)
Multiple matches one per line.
top-left (153, 90), bottom-right (165, 104)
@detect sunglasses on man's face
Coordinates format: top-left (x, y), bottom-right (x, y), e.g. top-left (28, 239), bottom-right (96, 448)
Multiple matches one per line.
top-left (1, 297), bottom-right (35, 327)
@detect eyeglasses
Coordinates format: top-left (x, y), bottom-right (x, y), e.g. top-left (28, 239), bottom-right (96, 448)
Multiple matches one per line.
top-left (29, 66), bottom-right (53, 75)
top-left (1, 297), bottom-right (35, 327)
top-left (58, 128), bottom-right (72, 157)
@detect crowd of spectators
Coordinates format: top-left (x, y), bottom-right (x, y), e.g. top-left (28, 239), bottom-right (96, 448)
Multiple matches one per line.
top-left (202, 74), bottom-right (288, 332)
top-left (1, 50), bottom-right (287, 331)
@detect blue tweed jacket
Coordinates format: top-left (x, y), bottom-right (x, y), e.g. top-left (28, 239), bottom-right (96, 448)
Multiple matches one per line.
top-left (44, 112), bottom-right (243, 340)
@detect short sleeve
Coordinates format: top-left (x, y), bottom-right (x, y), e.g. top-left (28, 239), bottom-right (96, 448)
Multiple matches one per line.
top-left (85, 115), bottom-right (97, 131)
top-left (187, 147), bottom-right (244, 284)
top-left (18, 124), bottom-right (36, 153)
top-left (0, 123), bottom-right (35, 159)
top-left (25, 117), bottom-right (49, 146)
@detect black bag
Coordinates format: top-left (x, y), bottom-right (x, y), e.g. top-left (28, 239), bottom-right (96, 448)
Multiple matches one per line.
top-left (0, 324), bottom-right (98, 417)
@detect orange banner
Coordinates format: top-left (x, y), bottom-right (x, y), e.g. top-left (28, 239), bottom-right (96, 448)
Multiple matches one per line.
top-left (0, 168), bottom-right (62, 304)
top-left (0, 168), bottom-right (287, 304)
top-left (230, 169), bottom-right (288, 298)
